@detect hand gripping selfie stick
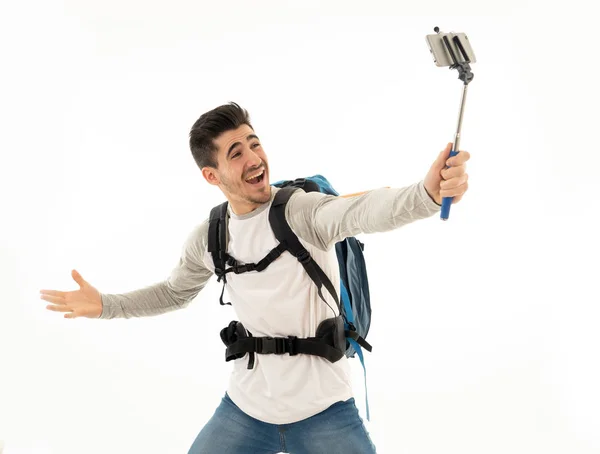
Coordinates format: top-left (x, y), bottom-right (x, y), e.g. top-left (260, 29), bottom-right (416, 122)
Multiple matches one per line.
top-left (432, 26), bottom-right (475, 221)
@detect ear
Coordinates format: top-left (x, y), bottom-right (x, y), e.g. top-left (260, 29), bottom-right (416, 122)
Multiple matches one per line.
top-left (201, 167), bottom-right (220, 186)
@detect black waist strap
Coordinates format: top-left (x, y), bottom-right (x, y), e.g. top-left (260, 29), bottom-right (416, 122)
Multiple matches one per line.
top-left (221, 317), bottom-right (350, 368)
top-left (225, 335), bottom-right (346, 365)
top-left (220, 317), bottom-right (371, 369)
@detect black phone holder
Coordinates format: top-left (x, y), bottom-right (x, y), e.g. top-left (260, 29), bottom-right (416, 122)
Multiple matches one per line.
top-left (435, 26), bottom-right (474, 85)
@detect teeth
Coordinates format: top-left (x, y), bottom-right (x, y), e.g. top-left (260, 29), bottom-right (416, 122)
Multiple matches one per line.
top-left (245, 169), bottom-right (264, 181)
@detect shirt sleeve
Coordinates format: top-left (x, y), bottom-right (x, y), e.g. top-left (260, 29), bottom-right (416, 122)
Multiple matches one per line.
top-left (284, 180), bottom-right (441, 251)
top-left (99, 219), bottom-right (214, 319)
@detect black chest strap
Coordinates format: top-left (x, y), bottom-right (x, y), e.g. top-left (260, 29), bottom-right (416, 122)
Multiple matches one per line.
top-left (208, 201), bottom-right (290, 305)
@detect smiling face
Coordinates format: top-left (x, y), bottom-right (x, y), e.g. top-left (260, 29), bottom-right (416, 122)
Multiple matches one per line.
top-left (201, 124), bottom-right (271, 215)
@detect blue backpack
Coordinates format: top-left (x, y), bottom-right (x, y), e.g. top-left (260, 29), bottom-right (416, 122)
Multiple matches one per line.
top-left (208, 175), bottom-right (373, 419)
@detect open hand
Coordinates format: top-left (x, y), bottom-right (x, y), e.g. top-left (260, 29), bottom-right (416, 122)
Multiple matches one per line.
top-left (39, 269), bottom-right (103, 319)
top-left (424, 143), bottom-right (470, 205)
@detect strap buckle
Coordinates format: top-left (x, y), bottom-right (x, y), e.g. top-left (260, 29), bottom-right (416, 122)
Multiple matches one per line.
top-left (258, 337), bottom-right (286, 354)
top-left (235, 263), bottom-right (256, 274)
top-left (287, 336), bottom-right (298, 356)
top-left (255, 336), bottom-right (298, 356)
top-left (296, 249), bottom-right (311, 264)
top-left (215, 268), bottom-right (227, 283)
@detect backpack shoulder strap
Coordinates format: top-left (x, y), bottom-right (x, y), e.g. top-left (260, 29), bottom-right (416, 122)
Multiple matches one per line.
top-left (268, 187), bottom-right (343, 318)
top-left (208, 201), bottom-right (232, 305)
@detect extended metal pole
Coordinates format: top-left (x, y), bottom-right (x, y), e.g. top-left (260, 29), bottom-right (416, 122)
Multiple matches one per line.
top-left (453, 83), bottom-right (468, 153)
top-left (441, 83), bottom-right (468, 221)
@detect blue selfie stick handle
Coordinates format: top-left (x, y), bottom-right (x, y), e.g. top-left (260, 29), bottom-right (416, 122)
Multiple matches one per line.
top-left (440, 148), bottom-right (460, 221)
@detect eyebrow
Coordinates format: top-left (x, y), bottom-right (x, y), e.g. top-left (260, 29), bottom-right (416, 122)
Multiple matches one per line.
top-left (227, 134), bottom-right (260, 159)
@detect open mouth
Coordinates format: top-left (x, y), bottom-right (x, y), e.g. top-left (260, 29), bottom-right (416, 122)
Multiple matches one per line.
top-left (245, 169), bottom-right (265, 186)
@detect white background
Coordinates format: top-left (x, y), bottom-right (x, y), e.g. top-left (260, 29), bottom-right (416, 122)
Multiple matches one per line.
top-left (1, 1), bottom-right (599, 453)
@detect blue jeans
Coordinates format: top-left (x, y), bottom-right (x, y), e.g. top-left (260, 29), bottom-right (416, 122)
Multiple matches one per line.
top-left (187, 393), bottom-right (377, 453)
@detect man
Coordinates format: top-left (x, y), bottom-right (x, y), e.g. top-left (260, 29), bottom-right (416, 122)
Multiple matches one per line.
top-left (40, 102), bottom-right (470, 453)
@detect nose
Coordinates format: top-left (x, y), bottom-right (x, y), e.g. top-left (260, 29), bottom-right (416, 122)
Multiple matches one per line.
top-left (246, 147), bottom-right (262, 169)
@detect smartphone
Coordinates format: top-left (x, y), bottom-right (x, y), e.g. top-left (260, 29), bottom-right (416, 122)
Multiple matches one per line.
top-left (426, 32), bottom-right (476, 67)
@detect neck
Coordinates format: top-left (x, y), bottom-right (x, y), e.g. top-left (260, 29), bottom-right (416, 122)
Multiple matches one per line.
top-left (227, 188), bottom-right (273, 216)
top-left (229, 202), bottom-right (261, 216)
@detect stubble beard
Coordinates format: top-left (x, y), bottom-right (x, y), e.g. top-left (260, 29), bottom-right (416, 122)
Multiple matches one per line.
top-left (221, 173), bottom-right (271, 207)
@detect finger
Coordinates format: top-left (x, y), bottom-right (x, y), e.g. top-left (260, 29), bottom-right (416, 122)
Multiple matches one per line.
top-left (440, 173), bottom-right (469, 190)
top-left (441, 181), bottom-right (469, 198)
top-left (71, 269), bottom-right (87, 288)
top-left (64, 312), bottom-right (77, 319)
top-left (40, 294), bottom-right (67, 304)
top-left (441, 143), bottom-right (453, 160)
top-left (39, 289), bottom-right (67, 298)
top-left (440, 165), bottom-right (466, 180)
top-left (433, 143), bottom-right (453, 168)
top-left (46, 304), bottom-right (73, 313)
top-left (452, 194), bottom-right (464, 204)
top-left (447, 150), bottom-right (471, 167)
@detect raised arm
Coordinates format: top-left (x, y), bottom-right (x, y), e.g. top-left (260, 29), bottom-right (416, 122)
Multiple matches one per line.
top-left (285, 180), bottom-right (441, 251)
top-left (284, 143), bottom-right (470, 250)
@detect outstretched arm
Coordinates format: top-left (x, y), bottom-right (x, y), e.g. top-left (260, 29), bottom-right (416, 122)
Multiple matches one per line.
top-left (99, 220), bottom-right (213, 319)
top-left (285, 180), bottom-right (439, 251)
top-left (285, 144), bottom-right (470, 250)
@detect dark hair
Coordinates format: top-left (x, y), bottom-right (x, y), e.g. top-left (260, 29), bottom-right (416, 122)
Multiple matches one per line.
top-left (189, 102), bottom-right (253, 169)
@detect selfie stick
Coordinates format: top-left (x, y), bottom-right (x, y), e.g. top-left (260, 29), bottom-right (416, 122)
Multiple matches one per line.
top-left (434, 26), bottom-right (474, 221)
